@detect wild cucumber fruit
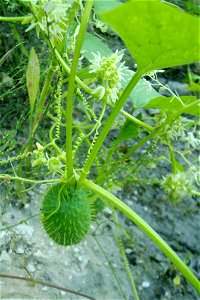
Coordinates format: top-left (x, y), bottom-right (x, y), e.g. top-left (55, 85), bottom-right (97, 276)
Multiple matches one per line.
top-left (41, 183), bottom-right (91, 246)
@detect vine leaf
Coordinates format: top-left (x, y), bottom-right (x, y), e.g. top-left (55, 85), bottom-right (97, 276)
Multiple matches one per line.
top-left (186, 81), bottom-right (200, 92)
top-left (144, 95), bottom-right (200, 116)
top-left (101, 0), bottom-right (200, 72)
top-left (26, 48), bottom-right (40, 115)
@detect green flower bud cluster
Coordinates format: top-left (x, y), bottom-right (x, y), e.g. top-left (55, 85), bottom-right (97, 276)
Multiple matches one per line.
top-left (155, 111), bottom-right (168, 128)
top-left (168, 117), bottom-right (186, 140)
top-left (32, 143), bottom-right (64, 174)
top-left (161, 172), bottom-right (193, 202)
top-left (89, 50), bottom-right (128, 105)
top-left (181, 131), bottom-right (200, 149)
top-left (156, 114), bottom-right (186, 142)
top-left (92, 14), bottom-right (107, 33)
top-left (32, 143), bottom-right (46, 167)
top-left (47, 156), bottom-right (62, 173)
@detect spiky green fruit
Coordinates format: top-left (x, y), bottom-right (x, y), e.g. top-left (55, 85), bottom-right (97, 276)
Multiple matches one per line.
top-left (41, 183), bottom-right (91, 246)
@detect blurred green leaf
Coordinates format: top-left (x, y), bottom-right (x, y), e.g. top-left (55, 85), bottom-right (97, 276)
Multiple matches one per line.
top-left (185, 0), bottom-right (200, 15)
top-left (113, 116), bottom-right (140, 146)
top-left (93, 0), bottom-right (120, 15)
top-left (26, 48), bottom-right (40, 115)
top-left (122, 74), bottom-right (160, 108)
top-left (186, 82), bottom-right (200, 92)
top-left (82, 32), bottom-right (112, 60)
top-left (173, 275), bottom-right (181, 286)
top-left (102, 0), bottom-right (200, 72)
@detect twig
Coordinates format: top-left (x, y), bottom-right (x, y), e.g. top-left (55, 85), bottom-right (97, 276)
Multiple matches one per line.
top-left (0, 273), bottom-right (96, 300)
top-left (0, 214), bottom-right (38, 232)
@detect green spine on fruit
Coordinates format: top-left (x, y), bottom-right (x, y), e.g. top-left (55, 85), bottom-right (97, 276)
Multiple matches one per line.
top-left (41, 183), bottom-right (91, 246)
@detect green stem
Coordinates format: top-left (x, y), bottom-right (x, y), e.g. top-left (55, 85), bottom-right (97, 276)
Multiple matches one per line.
top-left (65, 0), bottom-right (93, 180)
top-left (86, 102), bottom-right (106, 138)
top-left (169, 144), bottom-right (177, 175)
top-left (47, 112), bottom-right (65, 127)
top-left (0, 175), bottom-right (60, 185)
top-left (78, 70), bottom-right (143, 185)
top-left (55, 49), bottom-right (92, 94)
top-left (0, 2), bottom-right (28, 57)
top-left (0, 274), bottom-right (95, 300)
top-left (121, 109), bottom-right (154, 132)
top-left (83, 179), bottom-right (200, 293)
top-left (0, 16), bottom-right (30, 22)
top-left (0, 214), bottom-right (38, 232)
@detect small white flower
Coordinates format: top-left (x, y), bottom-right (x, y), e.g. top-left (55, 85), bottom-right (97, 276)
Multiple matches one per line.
top-left (89, 52), bottom-right (102, 74)
top-left (106, 87), bottom-right (119, 104)
top-left (170, 117), bottom-right (186, 140)
top-left (182, 132), bottom-right (200, 149)
top-left (25, 0), bottom-right (70, 44)
top-left (89, 50), bottom-right (128, 104)
top-left (158, 117), bottom-right (186, 141)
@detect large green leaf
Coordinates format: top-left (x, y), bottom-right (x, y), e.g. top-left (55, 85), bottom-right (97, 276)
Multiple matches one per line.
top-left (26, 48), bottom-right (40, 115)
top-left (145, 95), bottom-right (200, 116)
top-left (102, 0), bottom-right (200, 72)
